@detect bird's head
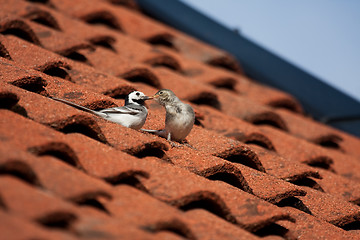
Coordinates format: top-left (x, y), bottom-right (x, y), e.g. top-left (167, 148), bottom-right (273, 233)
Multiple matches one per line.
top-left (151, 89), bottom-right (177, 106)
top-left (126, 91), bottom-right (151, 105)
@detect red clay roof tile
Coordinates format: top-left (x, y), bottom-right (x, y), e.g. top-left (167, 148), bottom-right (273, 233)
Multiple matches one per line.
top-left (156, 45), bottom-right (304, 114)
top-left (0, 210), bottom-right (78, 240)
top-left (297, 187), bottom-right (360, 228)
top-left (316, 169), bottom-right (360, 203)
top-left (0, 12), bottom-right (93, 55)
top-left (278, 208), bottom-right (354, 239)
top-left (276, 108), bottom-right (360, 157)
top-left (0, 176), bottom-right (78, 221)
top-left (1, 0), bottom-right (360, 239)
top-left (0, 142), bottom-right (112, 201)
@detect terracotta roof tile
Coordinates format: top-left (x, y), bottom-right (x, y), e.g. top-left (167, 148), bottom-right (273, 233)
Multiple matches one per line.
top-left (1, 35), bottom-right (138, 96)
top-left (0, 211), bottom-right (78, 240)
top-left (275, 108), bottom-right (360, 157)
top-left (0, 14), bottom-right (42, 46)
top-left (183, 210), bottom-right (261, 240)
top-left (157, 45), bottom-right (304, 114)
top-left (1, 0), bottom-right (360, 239)
top-left (0, 12), bottom-right (93, 54)
top-left (195, 103), bottom-right (360, 185)
top-left (0, 177), bottom-right (84, 237)
top-left (297, 188), bottom-right (360, 228)
top-left (51, 0), bottom-right (243, 71)
top-left (0, 142), bottom-right (112, 201)
top-left (135, 164), bottom-right (295, 232)
top-left (278, 208), bottom-right (354, 239)
top-left (259, 126), bottom-right (360, 182)
top-left (316, 169), bottom-right (360, 203)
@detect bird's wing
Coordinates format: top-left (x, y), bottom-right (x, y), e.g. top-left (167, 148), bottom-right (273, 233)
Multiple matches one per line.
top-left (99, 105), bottom-right (142, 115)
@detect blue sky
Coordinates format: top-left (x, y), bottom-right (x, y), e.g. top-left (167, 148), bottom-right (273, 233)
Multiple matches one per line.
top-left (181, 0), bottom-right (360, 102)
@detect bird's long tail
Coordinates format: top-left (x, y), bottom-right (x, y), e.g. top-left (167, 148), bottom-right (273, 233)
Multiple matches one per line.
top-left (50, 97), bottom-right (105, 117)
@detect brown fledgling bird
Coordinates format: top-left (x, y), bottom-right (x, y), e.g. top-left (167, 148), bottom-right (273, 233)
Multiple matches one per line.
top-left (142, 89), bottom-right (195, 144)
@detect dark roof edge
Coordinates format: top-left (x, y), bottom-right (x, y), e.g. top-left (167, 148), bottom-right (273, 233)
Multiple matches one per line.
top-left (136, 0), bottom-right (360, 137)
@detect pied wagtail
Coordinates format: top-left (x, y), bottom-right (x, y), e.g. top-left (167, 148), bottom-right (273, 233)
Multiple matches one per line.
top-left (51, 91), bottom-right (151, 130)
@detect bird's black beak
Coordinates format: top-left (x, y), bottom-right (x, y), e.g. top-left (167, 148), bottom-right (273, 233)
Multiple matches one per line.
top-left (142, 96), bottom-right (153, 100)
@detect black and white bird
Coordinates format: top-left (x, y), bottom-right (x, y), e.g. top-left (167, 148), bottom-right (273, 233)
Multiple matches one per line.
top-left (51, 91), bottom-right (151, 130)
top-left (142, 89), bottom-right (195, 144)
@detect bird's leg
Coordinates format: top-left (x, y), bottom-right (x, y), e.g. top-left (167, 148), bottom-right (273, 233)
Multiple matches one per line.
top-left (166, 132), bottom-right (181, 148)
top-left (167, 132), bottom-right (177, 147)
top-left (142, 129), bottom-right (180, 147)
top-left (167, 132), bottom-right (171, 141)
top-left (170, 141), bottom-right (181, 148)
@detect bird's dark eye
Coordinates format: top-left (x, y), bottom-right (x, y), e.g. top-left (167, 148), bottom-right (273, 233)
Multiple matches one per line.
top-left (159, 91), bottom-right (163, 95)
top-left (136, 92), bottom-right (140, 96)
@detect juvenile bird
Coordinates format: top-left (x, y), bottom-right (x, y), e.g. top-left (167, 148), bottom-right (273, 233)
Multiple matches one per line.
top-left (142, 89), bottom-right (195, 144)
top-left (51, 91), bottom-right (151, 130)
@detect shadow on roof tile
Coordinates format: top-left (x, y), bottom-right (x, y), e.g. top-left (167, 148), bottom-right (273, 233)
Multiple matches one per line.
top-left (0, 211), bottom-right (77, 240)
top-left (144, 54), bottom-right (182, 72)
top-left (28, 141), bottom-right (83, 170)
top-left (0, 160), bottom-right (41, 187)
top-left (50, 115), bottom-right (109, 145)
top-left (146, 32), bottom-right (178, 51)
top-left (80, 10), bottom-right (123, 31)
top-left (0, 17), bottom-right (41, 46)
top-left (23, 8), bottom-right (61, 31)
top-left (88, 35), bottom-right (117, 52)
top-left (35, 61), bottom-right (73, 82)
top-left (121, 67), bottom-right (162, 89)
top-left (0, 91), bottom-right (19, 109)
top-left (214, 145), bottom-right (266, 173)
top-left (141, 218), bottom-right (197, 240)
top-left (10, 76), bottom-right (48, 96)
top-left (206, 54), bottom-right (243, 74)
top-left (0, 41), bottom-right (11, 60)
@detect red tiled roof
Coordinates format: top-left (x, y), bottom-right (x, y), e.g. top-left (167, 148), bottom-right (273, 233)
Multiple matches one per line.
top-left (1, 0), bottom-right (360, 239)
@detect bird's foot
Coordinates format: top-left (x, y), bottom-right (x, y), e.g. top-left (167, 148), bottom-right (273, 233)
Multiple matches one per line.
top-left (167, 140), bottom-right (195, 149)
top-left (169, 141), bottom-right (182, 148)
